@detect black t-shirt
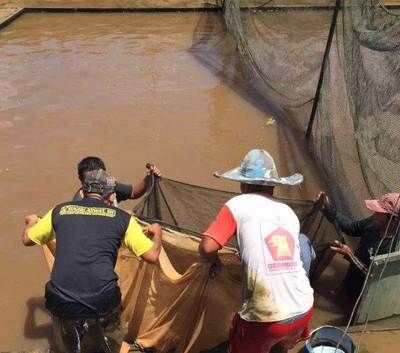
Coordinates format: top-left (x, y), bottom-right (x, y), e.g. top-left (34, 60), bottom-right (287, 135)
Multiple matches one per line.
top-left (45, 198), bottom-right (132, 318)
top-left (72, 182), bottom-right (133, 203)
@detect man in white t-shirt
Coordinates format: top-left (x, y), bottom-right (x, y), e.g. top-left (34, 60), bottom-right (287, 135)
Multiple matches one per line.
top-left (199, 149), bottom-right (314, 353)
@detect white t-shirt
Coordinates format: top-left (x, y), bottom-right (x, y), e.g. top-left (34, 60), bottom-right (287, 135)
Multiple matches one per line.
top-left (205, 193), bottom-right (314, 322)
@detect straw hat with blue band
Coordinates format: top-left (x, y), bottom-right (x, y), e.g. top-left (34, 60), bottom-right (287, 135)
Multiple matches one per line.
top-left (213, 149), bottom-right (303, 186)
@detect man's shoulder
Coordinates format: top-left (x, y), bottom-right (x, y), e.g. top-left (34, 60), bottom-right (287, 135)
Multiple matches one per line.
top-left (349, 215), bottom-right (377, 235)
top-left (53, 200), bottom-right (75, 211)
top-left (225, 193), bottom-right (273, 216)
top-left (358, 216), bottom-right (380, 236)
top-left (72, 189), bottom-right (82, 202)
top-left (227, 193), bottom-right (247, 202)
top-left (225, 194), bottom-right (250, 210)
top-left (226, 193), bottom-right (289, 208)
top-left (108, 204), bottom-right (131, 217)
top-left (227, 193), bottom-right (298, 221)
top-left (104, 205), bottom-right (133, 226)
top-left (362, 215), bottom-right (375, 225)
top-left (53, 200), bottom-right (129, 218)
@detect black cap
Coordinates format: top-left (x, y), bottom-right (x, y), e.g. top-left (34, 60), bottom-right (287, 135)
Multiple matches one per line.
top-left (83, 169), bottom-right (116, 195)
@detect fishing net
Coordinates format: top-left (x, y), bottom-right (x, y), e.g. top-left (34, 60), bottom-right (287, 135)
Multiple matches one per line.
top-left (43, 230), bottom-right (242, 353)
top-left (42, 177), bottom-right (342, 353)
top-left (222, 0), bottom-right (400, 216)
top-left (221, 0), bottom-right (400, 330)
top-left (133, 177), bottom-right (340, 281)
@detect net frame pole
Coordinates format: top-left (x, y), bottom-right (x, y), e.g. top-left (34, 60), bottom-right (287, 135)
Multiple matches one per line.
top-left (158, 183), bottom-right (180, 227)
top-left (305, 0), bottom-right (342, 139)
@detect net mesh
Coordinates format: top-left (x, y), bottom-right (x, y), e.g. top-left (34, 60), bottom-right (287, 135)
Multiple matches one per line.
top-left (223, 0), bottom-right (400, 216)
top-left (220, 0), bottom-right (400, 329)
top-left (133, 177), bottom-right (340, 281)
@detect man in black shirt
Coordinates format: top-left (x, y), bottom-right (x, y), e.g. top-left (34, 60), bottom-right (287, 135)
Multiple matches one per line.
top-left (316, 191), bottom-right (400, 299)
top-left (73, 156), bottom-right (161, 204)
top-left (22, 169), bottom-right (163, 353)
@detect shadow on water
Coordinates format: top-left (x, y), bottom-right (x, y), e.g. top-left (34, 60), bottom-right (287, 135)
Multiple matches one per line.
top-left (188, 9), bottom-right (325, 187)
top-left (24, 297), bottom-right (55, 350)
top-left (188, 8), bottom-right (284, 121)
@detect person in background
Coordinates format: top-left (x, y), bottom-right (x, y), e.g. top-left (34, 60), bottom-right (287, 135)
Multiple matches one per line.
top-left (73, 156), bottom-right (161, 205)
top-left (22, 169), bottom-right (163, 353)
top-left (315, 191), bottom-right (400, 300)
top-left (199, 149), bottom-right (314, 353)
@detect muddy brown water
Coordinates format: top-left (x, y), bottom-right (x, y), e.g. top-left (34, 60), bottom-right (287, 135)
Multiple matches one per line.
top-left (0, 11), bottom-right (397, 352)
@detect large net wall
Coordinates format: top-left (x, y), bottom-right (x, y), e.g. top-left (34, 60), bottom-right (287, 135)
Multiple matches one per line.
top-left (222, 0), bottom-right (400, 330)
top-left (223, 0), bottom-right (400, 218)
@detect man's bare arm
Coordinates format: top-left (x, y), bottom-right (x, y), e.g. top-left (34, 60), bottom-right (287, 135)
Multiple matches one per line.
top-left (22, 215), bottom-right (39, 246)
top-left (199, 235), bottom-right (221, 262)
top-left (330, 240), bottom-right (368, 274)
top-left (131, 165), bottom-right (162, 199)
top-left (199, 235), bottom-right (222, 278)
top-left (141, 223), bottom-right (162, 263)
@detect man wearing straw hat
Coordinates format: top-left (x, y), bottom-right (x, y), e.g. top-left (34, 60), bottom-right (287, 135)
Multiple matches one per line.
top-left (316, 191), bottom-right (400, 300)
top-left (199, 149), bottom-right (314, 353)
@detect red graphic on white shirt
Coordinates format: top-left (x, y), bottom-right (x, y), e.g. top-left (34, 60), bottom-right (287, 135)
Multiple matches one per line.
top-left (264, 227), bottom-right (295, 261)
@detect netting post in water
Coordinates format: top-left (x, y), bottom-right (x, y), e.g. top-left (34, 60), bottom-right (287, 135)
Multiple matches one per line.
top-left (305, 0), bottom-right (342, 139)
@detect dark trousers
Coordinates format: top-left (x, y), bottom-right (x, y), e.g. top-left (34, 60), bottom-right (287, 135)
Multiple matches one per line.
top-left (344, 264), bottom-right (365, 302)
top-left (52, 307), bottom-right (124, 353)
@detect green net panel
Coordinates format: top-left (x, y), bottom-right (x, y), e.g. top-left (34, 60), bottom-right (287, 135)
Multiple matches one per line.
top-left (223, 0), bottom-right (400, 217)
top-left (133, 177), bottom-right (341, 281)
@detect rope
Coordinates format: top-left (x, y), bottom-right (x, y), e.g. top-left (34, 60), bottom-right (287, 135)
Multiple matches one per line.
top-left (157, 181), bottom-right (180, 227)
top-left (345, 326), bottom-right (400, 333)
top-left (254, 0), bottom-right (274, 10)
top-left (376, 0), bottom-right (400, 16)
top-left (153, 177), bottom-right (161, 221)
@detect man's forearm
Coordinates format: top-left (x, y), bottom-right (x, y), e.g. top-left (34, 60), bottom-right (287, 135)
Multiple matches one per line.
top-left (22, 224), bottom-right (36, 246)
top-left (199, 247), bottom-right (219, 264)
top-left (151, 231), bottom-right (162, 255)
top-left (141, 224), bottom-right (163, 263)
top-left (132, 176), bottom-right (150, 199)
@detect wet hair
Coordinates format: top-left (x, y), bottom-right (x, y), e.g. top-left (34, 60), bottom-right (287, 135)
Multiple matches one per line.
top-left (77, 156), bottom-right (106, 182)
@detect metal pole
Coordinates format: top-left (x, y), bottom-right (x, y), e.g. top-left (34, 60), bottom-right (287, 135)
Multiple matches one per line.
top-left (305, 0), bottom-right (342, 139)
